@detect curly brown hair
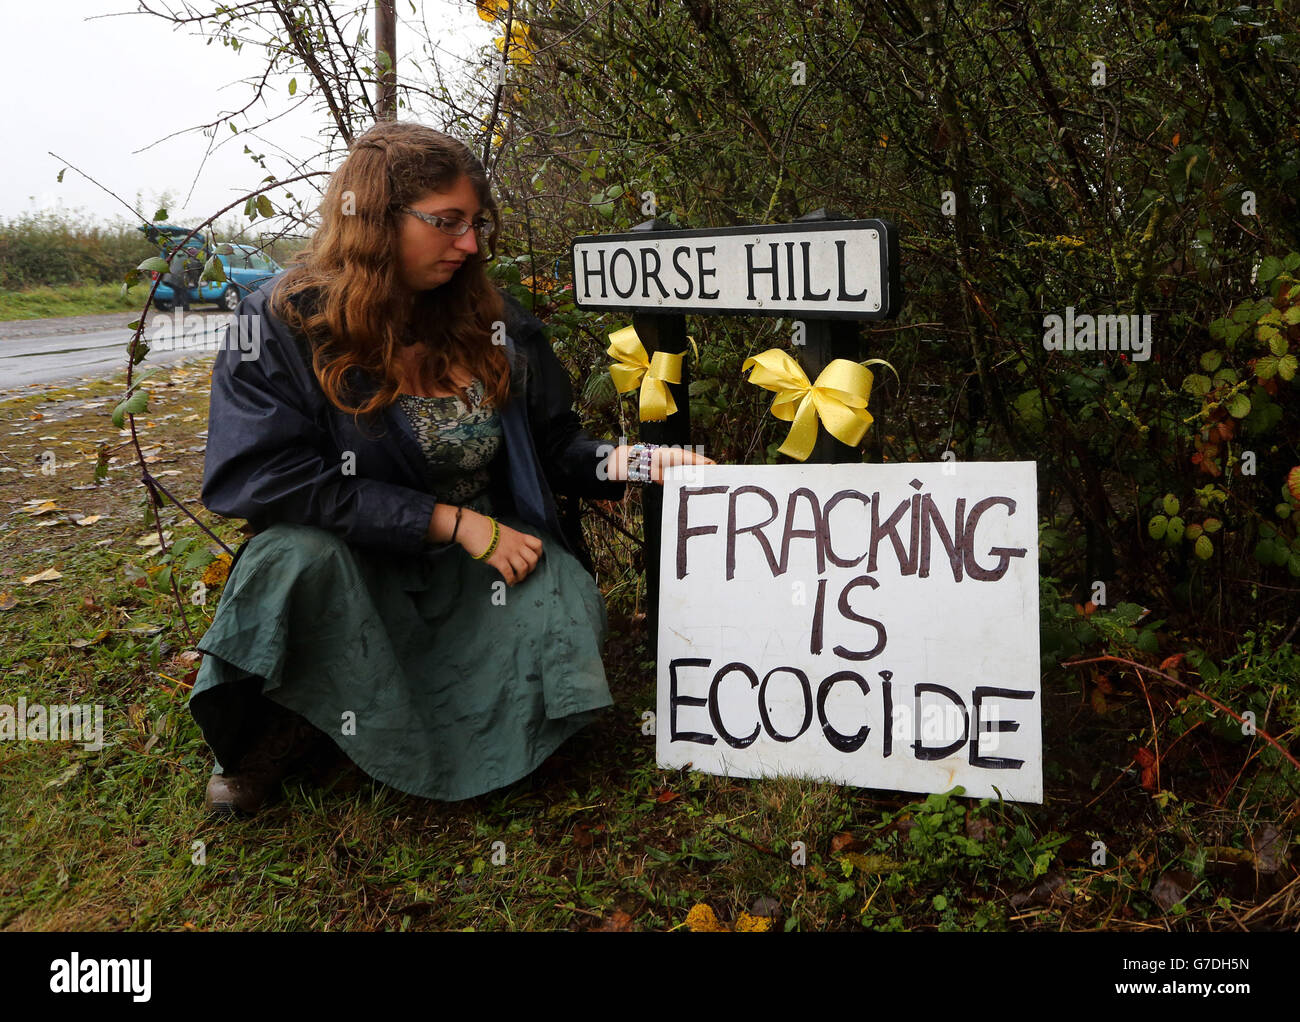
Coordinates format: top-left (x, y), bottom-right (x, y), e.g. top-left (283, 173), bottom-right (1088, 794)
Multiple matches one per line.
top-left (269, 121), bottom-right (510, 417)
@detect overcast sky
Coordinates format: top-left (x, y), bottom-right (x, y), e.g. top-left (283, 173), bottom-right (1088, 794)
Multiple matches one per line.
top-left (0, 0), bottom-right (496, 230)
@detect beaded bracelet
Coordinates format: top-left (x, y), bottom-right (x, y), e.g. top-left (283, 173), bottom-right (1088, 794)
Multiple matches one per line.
top-left (472, 516), bottom-right (501, 561)
top-left (628, 443), bottom-right (659, 484)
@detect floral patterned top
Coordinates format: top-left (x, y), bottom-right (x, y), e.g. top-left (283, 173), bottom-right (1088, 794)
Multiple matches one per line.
top-left (396, 377), bottom-right (505, 514)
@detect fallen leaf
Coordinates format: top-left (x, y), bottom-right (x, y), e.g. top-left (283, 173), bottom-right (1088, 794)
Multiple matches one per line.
top-left (0, 592), bottom-right (17, 611)
top-left (69, 629), bottom-right (112, 649)
top-left (75, 515), bottom-right (102, 526)
top-left (831, 832), bottom-right (865, 853)
top-left (1009, 871), bottom-right (1068, 909)
top-left (965, 813), bottom-right (996, 843)
top-left (1249, 825), bottom-right (1286, 875)
top-left (839, 852), bottom-right (903, 874)
top-left (202, 555), bottom-right (231, 586)
top-left (1203, 845), bottom-right (1253, 866)
top-left (590, 910), bottom-right (635, 932)
top-left (1159, 653), bottom-right (1185, 674)
top-left (21, 568), bottom-right (63, 585)
top-left (749, 896), bottom-right (782, 919)
top-left (24, 501), bottom-right (64, 516)
top-left (44, 763), bottom-right (82, 789)
top-left (684, 903), bottom-right (727, 932)
top-left (1150, 870), bottom-right (1195, 912)
top-left (655, 788), bottom-right (682, 804)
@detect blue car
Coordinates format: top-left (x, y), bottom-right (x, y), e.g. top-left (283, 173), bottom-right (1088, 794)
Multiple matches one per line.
top-left (138, 225), bottom-right (283, 312)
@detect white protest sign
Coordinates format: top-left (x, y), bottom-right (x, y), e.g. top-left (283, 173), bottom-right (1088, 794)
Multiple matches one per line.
top-left (656, 461), bottom-right (1041, 802)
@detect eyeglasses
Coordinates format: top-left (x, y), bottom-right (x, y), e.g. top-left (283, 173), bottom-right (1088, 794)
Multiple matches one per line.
top-left (401, 206), bottom-right (494, 243)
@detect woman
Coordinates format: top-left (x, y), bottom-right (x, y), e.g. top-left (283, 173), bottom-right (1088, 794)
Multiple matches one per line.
top-left (191, 121), bottom-right (714, 814)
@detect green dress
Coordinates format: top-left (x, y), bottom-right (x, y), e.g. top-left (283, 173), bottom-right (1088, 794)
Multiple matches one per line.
top-left (189, 377), bottom-right (614, 801)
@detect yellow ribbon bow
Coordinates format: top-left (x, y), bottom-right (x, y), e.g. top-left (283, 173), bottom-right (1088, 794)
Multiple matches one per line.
top-left (606, 325), bottom-right (687, 422)
top-left (741, 348), bottom-right (879, 462)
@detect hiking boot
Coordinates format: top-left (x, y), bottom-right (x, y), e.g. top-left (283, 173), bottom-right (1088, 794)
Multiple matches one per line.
top-left (204, 705), bottom-right (328, 816)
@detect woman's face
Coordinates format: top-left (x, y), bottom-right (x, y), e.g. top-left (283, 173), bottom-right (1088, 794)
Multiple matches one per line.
top-left (395, 175), bottom-right (484, 292)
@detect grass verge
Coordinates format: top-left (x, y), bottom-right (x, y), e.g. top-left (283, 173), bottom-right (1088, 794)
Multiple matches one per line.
top-left (0, 369), bottom-right (1295, 931)
top-left (0, 284), bottom-right (160, 322)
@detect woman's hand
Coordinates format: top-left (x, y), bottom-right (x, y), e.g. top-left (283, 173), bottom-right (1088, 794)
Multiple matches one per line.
top-left (457, 509), bottom-right (544, 586)
top-left (606, 444), bottom-right (718, 484)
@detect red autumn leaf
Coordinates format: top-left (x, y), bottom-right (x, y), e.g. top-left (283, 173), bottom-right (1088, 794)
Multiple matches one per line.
top-left (572, 823), bottom-right (594, 848)
top-left (655, 788), bottom-right (682, 804)
top-left (831, 832), bottom-right (866, 853)
top-left (1095, 673), bottom-right (1114, 694)
top-left (590, 910), bottom-right (635, 932)
top-left (1133, 747), bottom-right (1156, 768)
top-left (1160, 654), bottom-right (1184, 674)
top-left (1287, 467), bottom-right (1300, 505)
top-left (1140, 766), bottom-right (1157, 792)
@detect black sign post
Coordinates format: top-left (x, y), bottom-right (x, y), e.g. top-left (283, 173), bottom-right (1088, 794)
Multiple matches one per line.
top-left (572, 211), bottom-right (899, 664)
top-left (629, 219), bottom-right (691, 647)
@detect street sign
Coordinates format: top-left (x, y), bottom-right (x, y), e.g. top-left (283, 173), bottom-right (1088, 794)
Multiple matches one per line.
top-left (571, 219), bottom-right (899, 320)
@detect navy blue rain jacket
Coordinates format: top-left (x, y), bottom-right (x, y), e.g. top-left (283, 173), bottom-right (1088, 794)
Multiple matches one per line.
top-left (201, 276), bottom-right (627, 573)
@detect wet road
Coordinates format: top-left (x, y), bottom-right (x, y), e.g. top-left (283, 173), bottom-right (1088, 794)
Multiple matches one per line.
top-left (0, 310), bottom-right (229, 394)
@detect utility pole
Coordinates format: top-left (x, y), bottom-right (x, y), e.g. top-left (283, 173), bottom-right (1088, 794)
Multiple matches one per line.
top-left (375, 0), bottom-right (397, 120)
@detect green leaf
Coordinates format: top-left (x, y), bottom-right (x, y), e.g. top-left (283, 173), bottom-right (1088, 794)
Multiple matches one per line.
top-left (138, 256), bottom-right (170, 274)
top-left (1277, 354), bottom-right (1297, 381)
top-left (111, 389), bottom-right (149, 428)
top-left (1166, 516), bottom-right (1185, 543)
top-left (1181, 374), bottom-right (1212, 397)
top-left (201, 255), bottom-right (227, 283)
top-left (288, 77), bottom-right (297, 96)
top-left (1256, 354), bottom-right (1279, 380)
top-left (1225, 393), bottom-right (1251, 418)
top-left (256, 195), bottom-right (274, 218)
top-left (1285, 305), bottom-right (1300, 325)
top-left (1268, 332), bottom-right (1288, 357)
top-left (1258, 255), bottom-right (1283, 282)
top-left (152, 207), bottom-right (168, 221)
top-left (1199, 350), bottom-right (1223, 372)
top-left (1147, 515), bottom-right (1168, 540)
top-left (1194, 534), bottom-right (1213, 560)
top-left (1162, 493), bottom-right (1180, 516)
